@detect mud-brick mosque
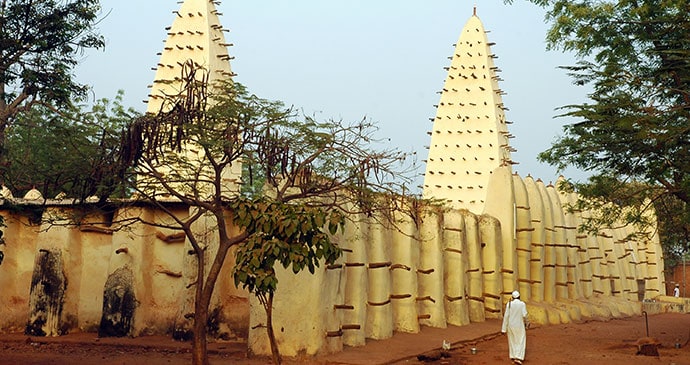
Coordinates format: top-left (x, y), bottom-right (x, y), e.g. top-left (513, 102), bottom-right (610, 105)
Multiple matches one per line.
top-left (0, 0), bottom-right (684, 358)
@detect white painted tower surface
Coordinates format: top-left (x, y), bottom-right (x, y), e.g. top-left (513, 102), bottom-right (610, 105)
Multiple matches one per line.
top-left (147, 0), bottom-right (235, 113)
top-left (143, 0), bottom-right (241, 195)
top-left (422, 9), bottom-right (514, 214)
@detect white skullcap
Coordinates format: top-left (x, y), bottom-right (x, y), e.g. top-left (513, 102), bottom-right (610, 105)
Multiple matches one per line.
top-left (511, 290), bottom-right (520, 299)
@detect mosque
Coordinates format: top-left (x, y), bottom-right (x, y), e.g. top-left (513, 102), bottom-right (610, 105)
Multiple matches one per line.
top-left (0, 0), bottom-right (681, 359)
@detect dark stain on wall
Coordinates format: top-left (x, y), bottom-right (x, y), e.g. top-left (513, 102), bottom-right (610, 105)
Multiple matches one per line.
top-left (25, 248), bottom-right (67, 336)
top-left (172, 321), bottom-right (194, 341)
top-left (172, 305), bottom-right (224, 342)
top-left (98, 266), bottom-right (136, 337)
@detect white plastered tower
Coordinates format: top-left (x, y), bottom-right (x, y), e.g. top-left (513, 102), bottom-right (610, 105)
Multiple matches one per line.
top-left (147, 0), bottom-right (235, 113)
top-left (422, 9), bottom-right (514, 214)
top-left (144, 0), bottom-right (241, 195)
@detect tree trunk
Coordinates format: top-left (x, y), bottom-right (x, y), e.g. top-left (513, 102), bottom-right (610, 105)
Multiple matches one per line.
top-left (0, 82), bottom-right (10, 167)
top-left (192, 295), bottom-right (209, 365)
top-left (190, 239), bottom-right (209, 365)
top-left (0, 95), bottom-right (7, 168)
top-left (265, 292), bottom-right (282, 365)
top-left (190, 237), bottom-right (234, 365)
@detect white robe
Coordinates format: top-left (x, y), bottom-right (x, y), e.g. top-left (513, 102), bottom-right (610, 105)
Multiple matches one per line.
top-left (501, 298), bottom-right (528, 361)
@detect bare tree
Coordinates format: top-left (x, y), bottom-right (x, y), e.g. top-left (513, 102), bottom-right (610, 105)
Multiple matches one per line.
top-left (116, 62), bottom-right (415, 365)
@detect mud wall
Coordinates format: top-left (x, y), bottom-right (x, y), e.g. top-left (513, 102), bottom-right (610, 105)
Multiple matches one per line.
top-left (0, 198), bottom-right (249, 340)
top-left (249, 168), bottom-right (665, 357)
top-left (0, 174), bottom-right (666, 357)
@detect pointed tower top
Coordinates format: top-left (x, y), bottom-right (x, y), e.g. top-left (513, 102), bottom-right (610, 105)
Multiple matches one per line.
top-left (473, 5), bottom-right (477, 16)
top-left (422, 13), bottom-right (513, 213)
top-left (146, 0), bottom-right (235, 113)
top-left (140, 0), bottom-right (242, 196)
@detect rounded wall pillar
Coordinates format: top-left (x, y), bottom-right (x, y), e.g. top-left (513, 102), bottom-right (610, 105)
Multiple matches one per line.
top-left (341, 215), bottom-right (369, 347)
top-left (461, 210), bottom-right (485, 323)
top-left (365, 212), bottom-right (393, 340)
top-left (417, 207), bottom-right (447, 328)
top-left (442, 210), bottom-right (470, 326)
top-left (512, 174), bottom-right (533, 300)
top-left (523, 176), bottom-right (545, 303)
top-left (478, 215), bottom-right (503, 319)
top-left (390, 212), bottom-right (420, 333)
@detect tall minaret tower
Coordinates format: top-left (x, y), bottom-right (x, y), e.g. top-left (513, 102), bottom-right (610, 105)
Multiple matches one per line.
top-left (422, 9), bottom-right (514, 214)
top-left (147, 0), bottom-right (235, 113)
top-left (144, 0), bottom-right (241, 195)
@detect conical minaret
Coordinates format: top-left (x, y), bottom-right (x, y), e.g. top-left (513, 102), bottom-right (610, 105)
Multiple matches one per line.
top-left (146, 0), bottom-right (235, 113)
top-left (422, 9), bottom-right (514, 214)
top-left (143, 0), bottom-right (241, 195)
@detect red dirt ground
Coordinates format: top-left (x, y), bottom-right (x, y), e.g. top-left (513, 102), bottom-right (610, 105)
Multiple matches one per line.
top-left (0, 312), bottom-right (688, 365)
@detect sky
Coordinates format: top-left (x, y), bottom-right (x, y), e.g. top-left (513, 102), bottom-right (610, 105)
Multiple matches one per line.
top-left (76, 0), bottom-right (591, 192)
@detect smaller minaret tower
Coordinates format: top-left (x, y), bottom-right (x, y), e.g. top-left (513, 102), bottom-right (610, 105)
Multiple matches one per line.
top-left (422, 8), bottom-right (515, 214)
top-left (147, 0), bottom-right (235, 113)
top-left (143, 0), bottom-right (241, 195)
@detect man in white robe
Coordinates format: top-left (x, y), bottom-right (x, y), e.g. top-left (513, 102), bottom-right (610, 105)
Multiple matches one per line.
top-left (501, 290), bottom-right (528, 364)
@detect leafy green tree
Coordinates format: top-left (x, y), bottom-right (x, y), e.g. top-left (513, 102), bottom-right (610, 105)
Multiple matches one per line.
top-left (231, 198), bottom-right (344, 364)
top-left (117, 63), bottom-right (413, 365)
top-left (514, 0), bottom-right (690, 261)
top-left (3, 91), bottom-right (136, 201)
top-left (0, 0), bottom-right (103, 163)
top-left (654, 193), bottom-right (690, 267)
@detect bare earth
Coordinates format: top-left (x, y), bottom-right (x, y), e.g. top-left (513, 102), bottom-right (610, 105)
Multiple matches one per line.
top-left (0, 312), bottom-right (688, 365)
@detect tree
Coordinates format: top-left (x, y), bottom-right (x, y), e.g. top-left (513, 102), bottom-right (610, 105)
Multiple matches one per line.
top-left (117, 63), bottom-right (414, 365)
top-left (513, 0), bottom-right (690, 260)
top-left (653, 193), bottom-right (690, 267)
top-left (231, 198), bottom-right (344, 364)
top-left (3, 91), bottom-right (136, 201)
top-left (0, 0), bottom-right (104, 165)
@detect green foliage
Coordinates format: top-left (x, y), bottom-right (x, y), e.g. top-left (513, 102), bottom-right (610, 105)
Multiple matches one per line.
top-left (654, 193), bottom-right (690, 266)
top-left (559, 176), bottom-right (689, 266)
top-left (0, 0), bottom-right (103, 108)
top-left (0, 0), bottom-right (105, 186)
top-left (537, 0), bottom-right (690, 196)
top-left (3, 91), bottom-right (137, 200)
top-left (557, 177), bottom-right (656, 231)
top-left (230, 196), bottom-right (344, 294)
top-left (523, 0), bottom-right (690, 263)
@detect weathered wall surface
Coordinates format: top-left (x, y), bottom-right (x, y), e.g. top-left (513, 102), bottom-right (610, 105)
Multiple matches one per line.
top-left (0, 195), bottom-right (249, 341)
top-left (249, 168), bottom-right (666, 357)
top-left (0, 1), bottom-right (670, 360)
top-left (0, 169), bottom-right (667, 357)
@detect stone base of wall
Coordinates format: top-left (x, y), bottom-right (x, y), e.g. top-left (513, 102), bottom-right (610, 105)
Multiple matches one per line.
top-left (642, 296), bottom-right (690, 314)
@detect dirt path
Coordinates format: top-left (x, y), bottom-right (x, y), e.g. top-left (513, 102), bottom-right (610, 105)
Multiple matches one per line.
top-left (394, 313), bottom-right (690, 365)
top-left (0, 313), bottom-right (688, 364)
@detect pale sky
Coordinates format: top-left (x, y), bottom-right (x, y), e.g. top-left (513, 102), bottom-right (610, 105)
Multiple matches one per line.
top-left (77, 0), bottom-right (590, 192)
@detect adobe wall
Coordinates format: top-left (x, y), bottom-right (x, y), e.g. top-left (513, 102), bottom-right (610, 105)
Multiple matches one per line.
top-left (0, 197), bottom-right (249, 340)
top-left (0, 169), bottom-right (665, 357)
top-left (248, 167), bottom-right (665, 357)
